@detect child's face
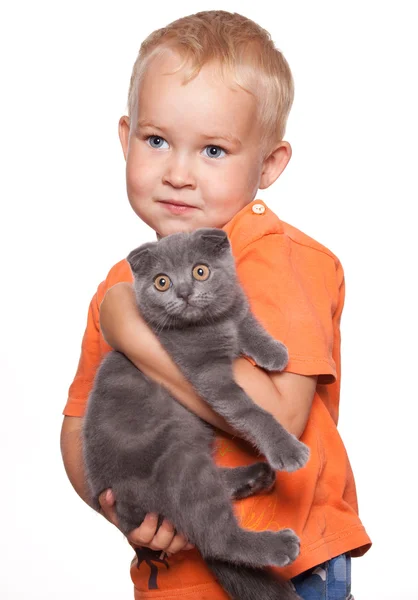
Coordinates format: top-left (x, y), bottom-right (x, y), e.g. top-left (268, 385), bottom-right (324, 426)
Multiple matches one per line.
top-left (119, 50), bottom-right (289, 237)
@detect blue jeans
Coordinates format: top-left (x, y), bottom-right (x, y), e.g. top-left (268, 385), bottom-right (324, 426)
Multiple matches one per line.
top-left (290, 553), bottom-right (353, 600)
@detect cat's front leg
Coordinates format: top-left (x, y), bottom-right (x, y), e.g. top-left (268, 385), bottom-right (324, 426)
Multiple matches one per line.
top-left (238, 312), bottom-right (289, 372)
top-left (194, 371), bottom-right (309, 472)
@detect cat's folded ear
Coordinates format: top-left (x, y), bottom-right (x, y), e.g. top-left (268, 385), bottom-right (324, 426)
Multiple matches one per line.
top-left (127, 242), bottom-right (157, 274)
top-left (195, 228), bottom-right (231, 255)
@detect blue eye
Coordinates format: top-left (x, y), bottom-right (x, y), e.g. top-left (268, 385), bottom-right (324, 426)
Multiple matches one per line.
top-left (204, 146), bottom-right (226, 159)
top-left (147, 136), bottom-right (168, 149)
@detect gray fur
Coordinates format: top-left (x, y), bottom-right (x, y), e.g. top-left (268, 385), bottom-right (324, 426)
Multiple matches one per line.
top-left (83, 228), bottom-right (308, 599)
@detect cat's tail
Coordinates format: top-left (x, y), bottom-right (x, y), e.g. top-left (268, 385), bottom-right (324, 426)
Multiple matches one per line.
top-left (206, 558), bottom-right (301, 600)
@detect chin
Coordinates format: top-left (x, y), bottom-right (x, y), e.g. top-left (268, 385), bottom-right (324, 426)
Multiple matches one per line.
top-left (180, 310), bottom-right (200, 323)
top-left (179, 306), bottom-right (207, 324)
top-left (159, 222), bottom-right (199, 238)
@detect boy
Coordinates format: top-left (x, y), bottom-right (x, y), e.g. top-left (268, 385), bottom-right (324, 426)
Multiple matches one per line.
top-left (60, 10), bottom-right (371, 600)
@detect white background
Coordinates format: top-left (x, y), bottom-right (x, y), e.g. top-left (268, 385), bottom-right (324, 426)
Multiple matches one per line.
top-left (1, 1), bottom-right (417, 598)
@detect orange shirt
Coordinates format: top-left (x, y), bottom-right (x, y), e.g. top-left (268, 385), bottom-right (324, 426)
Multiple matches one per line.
top-left (64, 199), bottom-right (371, 599)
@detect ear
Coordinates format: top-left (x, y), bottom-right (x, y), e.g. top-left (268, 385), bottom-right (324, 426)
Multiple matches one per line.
top-left (126, 242), bottom-right (157, 274)
top-left (118, 115), bottom-right (130, 160)
top-left (259, 141), bottom-right (292, 189)
top-left (196, 228), bottom-right (231, 254)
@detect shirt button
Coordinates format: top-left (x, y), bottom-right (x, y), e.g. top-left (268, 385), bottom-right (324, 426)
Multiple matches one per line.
top-left (252, 203), bottom-right (265, 215)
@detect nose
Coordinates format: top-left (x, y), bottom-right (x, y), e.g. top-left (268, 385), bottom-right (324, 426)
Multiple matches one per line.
top-left (162, 153), bottom-right (196, 189)
top-left (177, 283), bottom-right (192, 301)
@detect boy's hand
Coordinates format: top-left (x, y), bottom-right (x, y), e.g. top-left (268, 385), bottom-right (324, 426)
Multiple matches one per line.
top-left (98, 489), bottom-right (194, 556)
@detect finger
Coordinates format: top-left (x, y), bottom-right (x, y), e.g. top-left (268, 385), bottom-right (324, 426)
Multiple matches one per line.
top-left (165, 533), bottom-right (194, 555)
top-left (147, 519), bottom-right (176, 551)
top-left (98, 490), bottom-right (118, 526)
top-left (99, 489), bottom-right (115, 508)
top-left (128, 513), bottom-right (159, 546)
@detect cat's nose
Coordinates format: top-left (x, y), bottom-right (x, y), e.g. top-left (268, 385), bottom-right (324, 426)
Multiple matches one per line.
top-left (177, 285), bottom-right (192, 301)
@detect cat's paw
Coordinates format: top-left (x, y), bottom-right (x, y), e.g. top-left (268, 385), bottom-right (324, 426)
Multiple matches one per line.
top-left (232, 463), bottom-right (276, 499)
top-left (256, 341), bottom-right (289, 372)
top-left (265, 435), bottom-right (310, 472)
top-left (264, 528), bottom-right (300, 567)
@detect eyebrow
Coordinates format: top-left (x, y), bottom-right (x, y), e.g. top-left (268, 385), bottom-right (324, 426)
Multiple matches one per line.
top-left (136, 120), bottom-right (242, 148)
top-left (200, 132), bottom-right (242, 148)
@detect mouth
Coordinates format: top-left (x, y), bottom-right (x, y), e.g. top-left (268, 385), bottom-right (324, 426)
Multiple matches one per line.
top-left (157, 199), bottom-right (198, 215)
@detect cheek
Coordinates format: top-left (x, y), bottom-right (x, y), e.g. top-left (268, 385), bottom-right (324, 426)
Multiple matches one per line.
top-left (207, 160), bottom-right (259, 198)
top-left (144, 287), bottom-right (166, 310)
top-left (126, 147), bottom-right (156, 196)
top-left (126, 160), bottom-right (146, 196)
top-left (237, 162), bottom-right (261, 195)
top-left (199, 169), bottom-right (236, 209)
top-left (204, 163), bottom-right (260, 215)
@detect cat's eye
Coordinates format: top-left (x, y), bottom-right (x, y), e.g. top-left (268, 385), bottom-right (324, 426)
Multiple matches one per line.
top-left (192, 264), bottom-right (210, 281)
top-left (153, 274), bottom-right (171, 291)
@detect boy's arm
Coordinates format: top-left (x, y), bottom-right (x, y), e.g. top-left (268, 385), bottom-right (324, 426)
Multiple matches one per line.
top-left (100, 283), bottom-right (315, 438)
top-left (233, 360), bottom-right (316, 439)
top-left (60, 415), bottom-right (91, 506)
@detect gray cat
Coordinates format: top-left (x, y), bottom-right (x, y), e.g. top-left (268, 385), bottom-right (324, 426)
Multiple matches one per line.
top-left (82, 228), bottom-right (309, 600)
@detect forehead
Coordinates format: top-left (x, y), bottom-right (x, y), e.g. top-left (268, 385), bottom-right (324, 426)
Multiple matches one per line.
top-left (152, 234), bottom-right (204, 268)
top-left (136, 50), bottom-right (259, 143)
top-left (148, 233), bottom-right (229, 272)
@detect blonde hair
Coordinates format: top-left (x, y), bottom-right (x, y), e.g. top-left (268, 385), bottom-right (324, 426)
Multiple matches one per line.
top-left (127, 10), bottom-right (294, 156)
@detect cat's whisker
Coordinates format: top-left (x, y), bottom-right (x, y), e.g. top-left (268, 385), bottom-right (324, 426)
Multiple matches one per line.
top-left (155, 312), bottom-right (172, 334)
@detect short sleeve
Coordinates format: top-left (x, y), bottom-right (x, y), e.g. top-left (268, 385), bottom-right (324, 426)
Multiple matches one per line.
top-left (63, 282), bottom-right (106, 417)
top-left (235, 234), bottom-right (341, 384)
top-left (63, 259), bottom-right (133, 417)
